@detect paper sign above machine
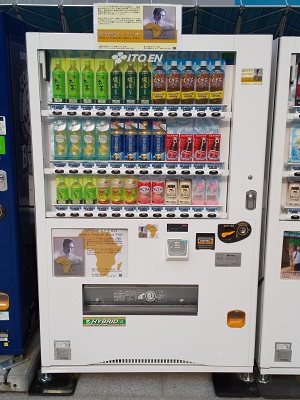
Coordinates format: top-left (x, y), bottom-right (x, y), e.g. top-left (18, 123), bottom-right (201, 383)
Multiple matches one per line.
top-left (93, 3), bottom-right (182, 51)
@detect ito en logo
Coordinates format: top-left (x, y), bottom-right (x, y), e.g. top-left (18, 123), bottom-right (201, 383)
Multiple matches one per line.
top-left (111, 52), bottom-right (127, 64)
top-left (111, 52), bottom-right (163, 64)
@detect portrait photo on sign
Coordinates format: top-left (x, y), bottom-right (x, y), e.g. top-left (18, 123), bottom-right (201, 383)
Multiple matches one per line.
top-left (53, 236), bottom-right (85, 277)
top-left (281, 231), bottom-right (300, 280)
top-left (143, 6), bottom-right (176, 40)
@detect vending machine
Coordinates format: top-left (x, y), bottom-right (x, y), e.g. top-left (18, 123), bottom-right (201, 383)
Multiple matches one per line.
top-left (26, 32), bottom-right (272, 375)
top-left (0, 14), bottom-right (38, 356)
top-left (256, 37), bottom-right (300, 384)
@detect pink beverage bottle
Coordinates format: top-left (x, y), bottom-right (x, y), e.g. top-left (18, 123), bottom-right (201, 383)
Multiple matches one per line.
top-left (138, 179), bottom-right (151, 204)
top-left (205, 179), bottom-right (219, 205)
top-left (192, 179), bottom-right (205, 205)
top-left (152, 179), bottom-right (165, 204)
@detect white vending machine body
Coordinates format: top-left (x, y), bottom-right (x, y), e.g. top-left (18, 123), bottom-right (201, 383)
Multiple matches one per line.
top-left (256, 37), bottom-right (300, 376)
top-left (26, 33), bottom-right (272, 374)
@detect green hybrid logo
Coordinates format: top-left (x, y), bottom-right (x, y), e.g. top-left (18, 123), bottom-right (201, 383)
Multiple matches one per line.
top-left (83, 317), bottom-right (126, 327)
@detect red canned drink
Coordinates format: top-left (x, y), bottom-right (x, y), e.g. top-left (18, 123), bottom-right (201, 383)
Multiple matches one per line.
top-left (152, 179), bottom-right (165, 204)
top-left (138, 179), bottom-right (151, 204)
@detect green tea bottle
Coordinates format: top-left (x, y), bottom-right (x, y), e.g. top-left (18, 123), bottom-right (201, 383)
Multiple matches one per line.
top-left (96, 60), bottom-right (109, 103)
top-left (125, 62), bottom-right (137, 104)
top-left (70, 177), bottom-right (83, 204)
top-left (52, 59), bottom-right (66, 103)
top-left (56, 176), bottom-right (69, 204)
top-left (139, 61), bottom-right (151, 104)
top-left (82, 59), bottom-right (94, 103)
top-left (84, 178), bottom-right (97, 204)
top-left (67, 59), bottom-right (80, 103)
top-left (110, 61), bottom-right (123, 103)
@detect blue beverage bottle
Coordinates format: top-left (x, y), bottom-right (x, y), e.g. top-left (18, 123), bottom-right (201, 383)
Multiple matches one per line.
top-left (110, 121), bottom-right (124, 161)
top-left (138, 120), bottom-right (151, 161)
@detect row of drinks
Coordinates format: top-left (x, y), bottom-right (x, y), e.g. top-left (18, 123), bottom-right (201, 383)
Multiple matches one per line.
top-left (53, 119), bottom-right (221, 162)
top-left (51, 57), bottom-right (225, 105)
top-left (56, 176), bottom-right (219, 206)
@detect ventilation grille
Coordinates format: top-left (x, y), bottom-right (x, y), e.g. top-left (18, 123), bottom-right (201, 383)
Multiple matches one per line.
top-left (99, 358), bottom-right (195, 365)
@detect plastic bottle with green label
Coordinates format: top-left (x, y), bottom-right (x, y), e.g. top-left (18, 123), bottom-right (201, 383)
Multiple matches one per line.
top-left (139, 61), bottom-right (151, 104)
top-left (67, 59), bottom-right (80, 103)
top-left (96, 60), bottom-right (109, 103)
top-left (56, 176), bottom-right (69, 204)
top-left (70, 177), bottom-right (83, 204)
top-left (82, 59), bottom-right (94, 103)
top-left (110, 61), bottom-right (123, 103)
top-left (84, 178), bottom-right (97, 204)
top-left (52, 59), bottom-right (66, 103)
top-left (125, 62), bottom-right (137, 104)
top-left (54, 120), bottom-right (67, 159)
top-left (83, 120), bottom-right (96, 160)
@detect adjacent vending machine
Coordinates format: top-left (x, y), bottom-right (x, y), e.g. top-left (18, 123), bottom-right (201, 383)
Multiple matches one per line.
top-left (26, 32), bottom-right (272, 374)
top-left (256, 37), bottom-right (300, 379)
top-left (0, 14), bottom-right (38, 356)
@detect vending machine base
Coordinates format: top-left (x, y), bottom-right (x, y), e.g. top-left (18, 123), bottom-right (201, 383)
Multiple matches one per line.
top-left (212, 372), bottom-right (260, 398)
top-left (28, 372), bottom-right (78, 396)
top-left (254, 368), bottom-right (300, 400)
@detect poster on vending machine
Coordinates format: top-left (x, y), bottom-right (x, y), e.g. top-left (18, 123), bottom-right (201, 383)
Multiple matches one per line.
top-left (93, 3), bottom-right (182, 50)
top-left (52, 228), bottom-right (128, 278)
top-left (281, 231), bottom-right (300, 280)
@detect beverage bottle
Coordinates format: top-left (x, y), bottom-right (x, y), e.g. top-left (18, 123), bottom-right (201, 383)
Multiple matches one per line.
top-left (70, 177), bottom-right (83, 204)
top-left (138, 120), bottom-right (151, 161)
top-left (56, 176), bottom-right (69, 204)
top-left (152, 121), bottom-right (166, 161)
top-left (96, 60), bottom-right (109, 103)
top-left (68, 120), bottom-right (82, 160)
top-left (296, 65), bottom-right (300, 106)
top-left (82, 120), bottom-right (96, 160)
top-left (205, 179), bottom-right (219, 205)
top-left (210, 61), bottom-right (225, 105)
top-left (152, 179), bottom-right (165, 204)
top-left (97, 177), bottom-right (111, 204)
top-left (81, 59), bottom-right (94, 103)
top-left (110, 61), bottom-right (123, 103)
top-left (138, 178), bottom-right (151, 204)
top-left (152, 62), bottom-right (166, 104)
top-left (67, 59), bottom-right (80, 103)
top-left (166, 135), bottom-right (179, 161)
top-left (192, 179), bottom-right (205, 205)
top-left (125, 62), bottom-right (137, 104)
top-left (180, 136), bottom-right (193, 161)
top-left (125, 121), bottom-right (138, 160)
top-left (84, 178), bottom-right (97, 204)
top-left (54, 120), bottom-right (67, 159)
top-left (181, 61), bottom-right (195, 104)
top-left (110, 178), bottom-right (124, 204)
top-left (194, 136), bottom-right (207, 161)
top-left (52, 59), bottom-right (66, 103)
top-left (110, 121), bottom-right (124, 161)
top-left (167, 61), bottom-right (181, 104)
top-left (124, 177), bottom-right (138, 204)
top-left (195, 61), bottom-right (210, 104)
top-left (208, 137), bottom-right (220, 161)
top-left (139, 61), bottom-right (151, 104)
top-left (96, 120), bottom-right (110, 160)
